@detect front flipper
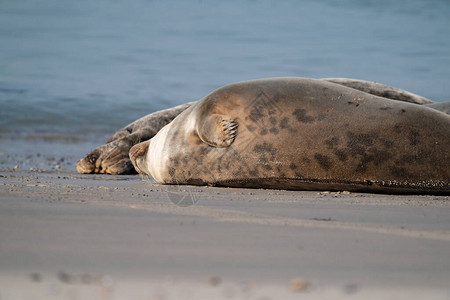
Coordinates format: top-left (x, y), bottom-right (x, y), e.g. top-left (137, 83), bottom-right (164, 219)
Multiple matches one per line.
top-left (76, 135), bottom-right (136, 174)
top-left (197, 115), bottom-right (238, 148)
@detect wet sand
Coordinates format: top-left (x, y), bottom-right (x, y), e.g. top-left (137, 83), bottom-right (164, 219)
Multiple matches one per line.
top-left (1, 170), bottom-right (450, 299)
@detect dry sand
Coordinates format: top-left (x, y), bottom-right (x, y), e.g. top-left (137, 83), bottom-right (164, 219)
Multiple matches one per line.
top-left (1, 169), bottom-right (450, 299)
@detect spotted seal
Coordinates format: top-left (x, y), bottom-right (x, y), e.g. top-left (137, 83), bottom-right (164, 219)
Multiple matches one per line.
top-left (128, 78), bottom-right (449, 194)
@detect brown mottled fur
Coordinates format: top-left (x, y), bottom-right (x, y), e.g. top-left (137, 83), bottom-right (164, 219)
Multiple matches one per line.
top-left (131, 78), bottom-right (450, 194)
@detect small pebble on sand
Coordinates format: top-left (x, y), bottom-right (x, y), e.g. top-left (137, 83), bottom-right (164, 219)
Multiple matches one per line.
top-left (208, 276), bottom-right (222, 287)
top-left (289, 277), bottom-right (310, 292)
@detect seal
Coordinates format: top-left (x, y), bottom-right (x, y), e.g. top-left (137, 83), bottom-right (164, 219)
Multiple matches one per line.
top-left (76, 102), bottom-right (193, 174)
top-left (77, 77), bottom-right (440, 177)
top-left (129, 78), bottom-right (450, 194)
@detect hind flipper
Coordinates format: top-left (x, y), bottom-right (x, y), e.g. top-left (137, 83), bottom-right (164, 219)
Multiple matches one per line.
top-left (322, 78), bottom-right (433, 104)
top-left (425, 102), bottom-right (450, 114)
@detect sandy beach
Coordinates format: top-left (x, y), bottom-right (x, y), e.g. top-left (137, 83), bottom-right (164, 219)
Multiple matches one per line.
top-left (1, 169), bottom-right (449, 299)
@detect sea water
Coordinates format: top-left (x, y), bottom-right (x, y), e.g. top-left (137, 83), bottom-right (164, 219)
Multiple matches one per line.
top-left (0, 0), bottom-right (449, 170)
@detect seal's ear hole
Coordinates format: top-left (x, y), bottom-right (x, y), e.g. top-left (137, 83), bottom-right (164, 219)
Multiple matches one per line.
top-left (197, 114), bottom-right (238, 148)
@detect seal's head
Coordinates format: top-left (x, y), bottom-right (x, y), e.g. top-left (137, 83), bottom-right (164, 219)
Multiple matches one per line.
top-left (129, 140), bottom-right (150, 175)
top-left (129, 120), bottom-right (176, 182)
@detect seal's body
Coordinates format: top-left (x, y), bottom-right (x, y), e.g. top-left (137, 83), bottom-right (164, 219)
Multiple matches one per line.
top-left (130, 78), bottom-right (450, 194)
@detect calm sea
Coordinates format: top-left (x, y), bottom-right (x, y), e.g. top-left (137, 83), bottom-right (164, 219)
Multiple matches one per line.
top-left (0, 0), bottom-right (449, 170)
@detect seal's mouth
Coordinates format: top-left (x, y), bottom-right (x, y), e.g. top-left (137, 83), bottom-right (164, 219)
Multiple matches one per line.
top-left (129, 140), bottom-right (151, 175)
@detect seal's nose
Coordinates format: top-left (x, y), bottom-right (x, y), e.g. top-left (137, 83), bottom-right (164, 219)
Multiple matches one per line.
top-left (129, 140), bottom-right (151, 174)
